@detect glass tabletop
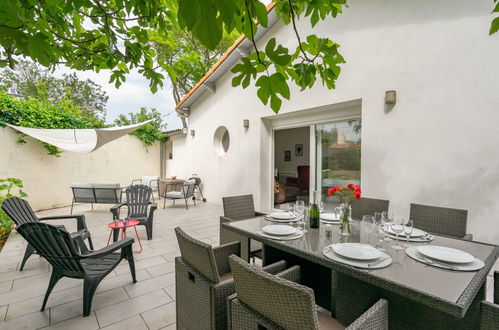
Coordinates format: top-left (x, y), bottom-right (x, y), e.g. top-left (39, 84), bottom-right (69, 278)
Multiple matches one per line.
top-left (225, 216), bottom-right (497, 305)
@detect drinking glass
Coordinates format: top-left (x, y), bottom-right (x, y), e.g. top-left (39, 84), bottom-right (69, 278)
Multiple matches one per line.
top-left (390, 218), bottom-right (405, 250)
top-left (319, 201), bottom-right (324, 213)
top-left (375, 225), bottom-right (386, 251)
top-left (296, 200), bottom-right (305, 218)
top-left (403, 219), bottom-right (414, 246)
top-left (288, 204), bottom-right (296, 218)
top-left (361, 215), bottom-right (375, 245)
top-left (374, 212), bottom-right (382, 226)
top-left (381, 211), bottom-right (393, 240)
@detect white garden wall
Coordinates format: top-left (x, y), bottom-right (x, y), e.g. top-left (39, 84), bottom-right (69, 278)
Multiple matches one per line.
top-left (0, 127), bottom-right (160, 211)
top-left (167, 0), bottom-right (499, 243)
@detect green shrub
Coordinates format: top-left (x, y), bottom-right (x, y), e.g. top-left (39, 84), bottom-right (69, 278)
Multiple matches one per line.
top-left (0, 178), bottom-right (27, 238)
top-left (0, 92), bottom-right (105, 156)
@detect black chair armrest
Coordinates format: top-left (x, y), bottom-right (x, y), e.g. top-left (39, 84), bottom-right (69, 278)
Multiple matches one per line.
top-left (262, 260), bottom-right (288, 275)
top-left (131, 179), bottom-right (142, 185)
top-left (110, 202), bottom-right (127, 219)
top-left (462, 233), bottom-right (473, 241)
top-left (39, 214), bottom-right (88, 231)
top-left (213, 241), bottom-right (241, 276)
top-left (83, 238), bottom-right (134, 259)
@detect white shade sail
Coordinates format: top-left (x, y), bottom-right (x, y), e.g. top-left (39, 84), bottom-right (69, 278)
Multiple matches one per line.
top-left (2, 120), bottom-right (152, 153)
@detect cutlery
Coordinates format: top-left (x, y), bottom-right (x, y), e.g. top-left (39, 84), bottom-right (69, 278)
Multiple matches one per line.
top-left (420, 256), bottom-right (459, 270)
top-left (368, 257), bottom-right (389, 267)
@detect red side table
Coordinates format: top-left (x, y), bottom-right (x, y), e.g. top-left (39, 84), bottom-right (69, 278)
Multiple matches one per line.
top-left (107, 220), bottom-right (143, 253)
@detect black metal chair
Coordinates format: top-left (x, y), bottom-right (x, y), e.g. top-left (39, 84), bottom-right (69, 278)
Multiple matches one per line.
top-left (1, 197), bottom-right (93, 271)
top-left (409, 203), bottom-right (472, 240)
top-left (220, 195), bottom-right (265, 262)
top-left (110, 184), bottom-right (157, 240)
top-left (163, 179), bottom-right (196, 209)
top-left (480, 271), bottom-right (499, 329)
top-left (16, 222), bottom-right (136, 316)
top-left (351, 197), bottom-right (390, 220)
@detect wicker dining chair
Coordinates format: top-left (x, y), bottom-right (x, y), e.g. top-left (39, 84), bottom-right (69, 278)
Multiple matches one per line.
top-left (228, 255), bottom-right (389, 330)
top-left (16, 222), bottom-right (136, 316)
top-left (110, 184), bottom-right (157, 240)
top-left (2, 197), bottom-right (93, 271)
top-left (409, 203), bottom-right (472, 240)
top-left (220, 195), bottom-right (265, 262)
top-left (351, 197), bottom-right (389, 220)
top-left (174, 227), bottom-right (293, 330)
top-left (480, 271), bottom-right (499, 330)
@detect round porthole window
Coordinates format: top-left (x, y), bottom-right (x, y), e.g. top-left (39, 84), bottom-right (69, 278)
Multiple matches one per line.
top-left (214, 126), bottom-right (230, 156)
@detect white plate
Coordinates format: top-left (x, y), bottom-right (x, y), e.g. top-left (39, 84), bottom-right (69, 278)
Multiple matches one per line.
top-left (269, 212), bottom-right (294, 220)
top-left (387, 227), bottom-right (426, 238)
top-left (257, 230), bottom-right (304, 241)
top-left (416, 246), bottom-right (475, 264)
top-left (320, 213), bottom-right (339, 221)
top-left (332, 243), bottom-right (382, 261)
top-left (262, 224), bottom-right (297, 236)
top-left (406, 247), bottom-right (484, 271)
top-left (323, 246), bottom-right (392, 269)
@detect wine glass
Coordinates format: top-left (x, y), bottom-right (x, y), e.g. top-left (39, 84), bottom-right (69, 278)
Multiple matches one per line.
top-left (390, 218), bottom-right (405, 250)
top-left (288, 204), bottom-right (296, 218)
top-left (361, 215), bottom-right (375, 246)
top-left (375, 225), bottom-right (386, 251)
top-left (296, 200), bottom-right (305, 218)
top-left (403, 219), bottom-right (414, 246)
top-left (381, 211), bottom-right (392, 239)
top-left (319, 201), bottom-right (324, 213)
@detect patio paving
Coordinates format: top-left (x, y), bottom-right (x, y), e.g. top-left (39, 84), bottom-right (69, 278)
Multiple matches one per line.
top-left (0, 200), bottom-right (497, 329)
top-left (0, 200), bottom-right (221, 329)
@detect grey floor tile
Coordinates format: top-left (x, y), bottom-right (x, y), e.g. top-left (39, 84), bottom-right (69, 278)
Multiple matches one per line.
top-left (100, 315), bottom-right (148, 330)
top-left (141, 302), bottom-right (176, 330)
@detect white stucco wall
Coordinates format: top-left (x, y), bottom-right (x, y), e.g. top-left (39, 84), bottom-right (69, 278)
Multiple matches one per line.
top-left (0, 127), bottom-right (160, 210)
top-left (167, 0), bottom-right (499, 244)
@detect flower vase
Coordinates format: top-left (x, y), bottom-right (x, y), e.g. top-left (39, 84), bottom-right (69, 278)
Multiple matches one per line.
top-left (339, 203), bottom-right (352, 236)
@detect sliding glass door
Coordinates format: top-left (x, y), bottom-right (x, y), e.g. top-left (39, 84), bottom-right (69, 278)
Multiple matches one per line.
top-left (315, 119), bottom-right (361, 204)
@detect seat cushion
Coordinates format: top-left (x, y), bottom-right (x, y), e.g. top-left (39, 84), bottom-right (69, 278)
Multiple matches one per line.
top-left (166, 191), bottom-right (184, 198)
top-left (317, 307), bottom-right (345, 330)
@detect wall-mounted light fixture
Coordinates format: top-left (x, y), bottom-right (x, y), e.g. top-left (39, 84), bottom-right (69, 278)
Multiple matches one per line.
top-left (190, 130), bottom-right (195, 137)
top-left (243, 119), bottom-right (249, 128)
top-left (385, 90), bottom-right (396, 105)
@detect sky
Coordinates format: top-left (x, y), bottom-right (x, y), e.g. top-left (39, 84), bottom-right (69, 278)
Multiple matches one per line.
top-left (55, 66), bottom-right (183, 129)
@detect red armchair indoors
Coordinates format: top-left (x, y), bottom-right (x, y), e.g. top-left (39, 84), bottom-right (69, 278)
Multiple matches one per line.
top-left (285, 165), bottom-right (310, 195)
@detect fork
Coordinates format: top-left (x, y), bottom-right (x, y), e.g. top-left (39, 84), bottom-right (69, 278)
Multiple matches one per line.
top-left (421, 257), bottom-right (459, 270)
top-left (368, 257), bottom-right (389, 267)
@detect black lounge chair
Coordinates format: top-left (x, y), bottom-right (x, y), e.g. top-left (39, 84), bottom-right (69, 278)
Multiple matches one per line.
top-left (110, 184), bottom-right (157, 240)
top-left (2, 197), bottom-right (93, 271)
top-left (16, 222), bottom-right (136, 316)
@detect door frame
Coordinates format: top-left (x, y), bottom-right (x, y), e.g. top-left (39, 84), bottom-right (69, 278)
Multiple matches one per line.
top-left (267, 99), bottom-right (362, 210)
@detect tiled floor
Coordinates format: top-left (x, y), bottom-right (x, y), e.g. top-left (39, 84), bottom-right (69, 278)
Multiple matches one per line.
top-left (0, 200), bottom-right (497, 329)
top-left (0, 200), bottom-right (222, 329)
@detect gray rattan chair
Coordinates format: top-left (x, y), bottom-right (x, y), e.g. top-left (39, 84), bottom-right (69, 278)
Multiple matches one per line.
top-left (2, 197), bottom-right (93, 271)
top-left (16, 222), bottom-right (136, 317)
top-left (110, 184), bottom-right (157, 240)
top-left (409, 203), bottom-right (472, 240)
top-left (174, 227), bottom-right (292, 330)
top-left (351, 197), bottom-right (389, 220)
top-left (163, 179), bottom-right (196, 209)
top-left (220, 195), bottom-right (265, 262)
top-left (480, 271), bottom-right (499, 330)
top-left (228, 255), bottom-right (389, 330)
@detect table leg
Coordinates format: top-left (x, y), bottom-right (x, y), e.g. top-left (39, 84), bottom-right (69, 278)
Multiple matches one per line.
top-left (133, 225), bottom-right (143, 253)
top-left (107, 229), bottom-right (113, 246)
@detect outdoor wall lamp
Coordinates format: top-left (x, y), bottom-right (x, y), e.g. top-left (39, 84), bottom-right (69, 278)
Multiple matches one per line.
top-left (385, 90), bottom-right (396, 105)
top-left (191, 129), bottom-right (195, 137)
top-left (243, 119), bottom-right (249, 128)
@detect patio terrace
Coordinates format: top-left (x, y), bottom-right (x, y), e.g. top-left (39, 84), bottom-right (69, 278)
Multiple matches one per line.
top-left (0, 201), bottom-right (498, 329)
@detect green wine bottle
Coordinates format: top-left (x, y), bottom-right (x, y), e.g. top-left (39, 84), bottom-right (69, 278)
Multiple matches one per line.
top-left (309, 191), bottom-right (320, 228)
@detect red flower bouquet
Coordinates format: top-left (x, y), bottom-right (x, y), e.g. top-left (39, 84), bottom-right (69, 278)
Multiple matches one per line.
top-left (327, 184), bottom-right (361, 235)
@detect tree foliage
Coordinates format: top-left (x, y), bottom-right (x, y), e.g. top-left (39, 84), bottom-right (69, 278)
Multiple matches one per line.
top-left (0, 178), bottom-right (27, 238)
top-left (0, 60), bottom-right (108, 121)
top-left (491, 0), bottom-right (499, 35)
top-left (114, 107), bottom-right (167, 149)
top-left (0, 0), bottom-right (173, 92)
top-left (0, 92), bottom-right (104, 156)
top-left (150, 12), bottom-right (238, 105)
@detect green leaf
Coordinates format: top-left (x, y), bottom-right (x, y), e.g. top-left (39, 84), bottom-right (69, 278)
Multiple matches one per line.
top-left (490, 17), bottom-right (499, 35)
top-left (254, 1), bottom-right (268, 28)
top-left (255, 75), bottom-right (271, 104)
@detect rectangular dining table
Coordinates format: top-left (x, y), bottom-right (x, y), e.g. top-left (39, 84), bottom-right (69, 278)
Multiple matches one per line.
top-left (222, 217), bottom-right (498, 330)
